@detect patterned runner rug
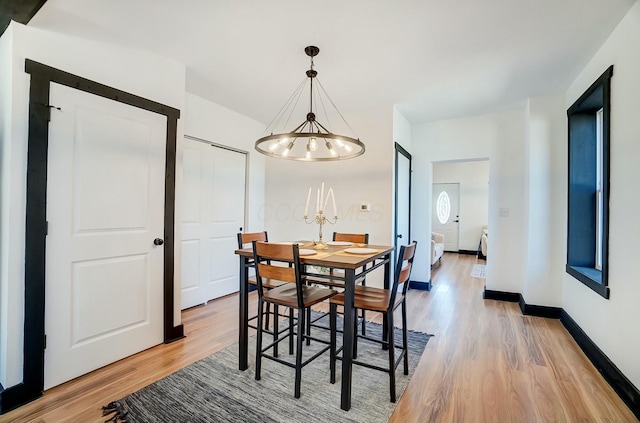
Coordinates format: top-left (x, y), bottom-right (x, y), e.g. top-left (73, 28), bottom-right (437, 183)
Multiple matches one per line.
top-left (103, 314), bottom-right (431, 423)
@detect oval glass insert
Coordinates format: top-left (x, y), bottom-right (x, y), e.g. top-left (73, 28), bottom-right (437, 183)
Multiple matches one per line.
top-left (436, 191), bottom-right (451, 224)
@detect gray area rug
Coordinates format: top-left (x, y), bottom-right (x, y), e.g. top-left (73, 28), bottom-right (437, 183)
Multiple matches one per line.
top-left (103, 313), bottom-right (431, 423)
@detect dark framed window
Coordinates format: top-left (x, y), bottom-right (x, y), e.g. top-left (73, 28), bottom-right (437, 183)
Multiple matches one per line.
top-left (566, 65), bottom-right (613, 299)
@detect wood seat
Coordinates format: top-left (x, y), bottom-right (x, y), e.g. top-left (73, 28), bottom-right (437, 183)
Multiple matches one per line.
top-left (329, 241), bottom-right (417, 403)
top-left (329, 285), bottom-right (400, 313)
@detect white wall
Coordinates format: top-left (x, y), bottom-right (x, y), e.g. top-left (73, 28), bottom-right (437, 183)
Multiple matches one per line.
top-left (0, 22), bottom-right (186, 389)
top-left (521, 94), bottom-right (566, 307)
top-left (393, 107), bottom-right (412, 154)
top-left (563, 0), bottom-right (640, 390)
top-left (183, 93), bottom-right (266, 233)
top-left (264, 105), bottom-right (394, 288)
top-left (433, 160), bottom-right (489, 251)
top-left (412, 110), bottom-right (526, 293)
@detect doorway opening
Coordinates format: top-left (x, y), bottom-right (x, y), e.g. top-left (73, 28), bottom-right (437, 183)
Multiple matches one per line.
top-left (431, 159), bottom-right (489, 265)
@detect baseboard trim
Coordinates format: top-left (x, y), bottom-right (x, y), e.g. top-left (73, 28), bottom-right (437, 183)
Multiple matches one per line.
top-left (518, 296), bottom-right (562, 319)
top-left (561, 310), bottom-right (640, 420)
top-left (0, 382), bottom-right (42, 414)
top-left (458, 250), bottom-right (477, 256)
top-left (485, 290), bottom-right (639, 418)
top-left (409, 280), bottom-right (432, 291)
top-left (482, 289), bottom-right (519, 302)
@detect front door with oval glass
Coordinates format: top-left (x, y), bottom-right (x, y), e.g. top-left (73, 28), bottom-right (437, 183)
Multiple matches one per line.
top-left (432, 183), bottom-right (460, 252)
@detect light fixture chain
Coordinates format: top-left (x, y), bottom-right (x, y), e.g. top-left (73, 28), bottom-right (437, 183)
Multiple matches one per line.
top-left (316, 78), bottom-right (360, 139)
top-left (264, 76), bottom-right (307, 135)
top-left (315, 81), bottom-right (331, 133)
top-left (283, 78), bottom-right (308, 133)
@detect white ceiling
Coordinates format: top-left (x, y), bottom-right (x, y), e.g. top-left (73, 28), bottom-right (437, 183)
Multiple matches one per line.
top-left (29, 0), bottom-right (635, 124)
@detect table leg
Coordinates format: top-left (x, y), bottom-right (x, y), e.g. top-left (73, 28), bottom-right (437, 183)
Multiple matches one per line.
top-left (239, 256), bottom-right (249, 371)
top-left (341, 268), bottom-right (356, 411)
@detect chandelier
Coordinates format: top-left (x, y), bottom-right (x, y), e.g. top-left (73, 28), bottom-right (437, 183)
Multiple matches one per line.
top-left (255, 46), bottom-right (365, 161)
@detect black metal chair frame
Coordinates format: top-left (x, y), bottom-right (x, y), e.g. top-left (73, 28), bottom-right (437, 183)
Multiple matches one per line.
top-left (329, 241), bottom-right (417, 403)
top-left (252, 241), bottom-right (337, 398)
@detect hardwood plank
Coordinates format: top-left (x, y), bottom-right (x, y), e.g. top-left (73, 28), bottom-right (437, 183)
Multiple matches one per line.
top-left (1, 253), bottom-right (637, 422)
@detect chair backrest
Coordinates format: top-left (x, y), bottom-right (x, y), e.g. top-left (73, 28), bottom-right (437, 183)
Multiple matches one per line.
top-left (333, 232), bottom-right (369, 244)
top-left (238, 231), bottom-right (268, 248)
top-left (252, 241), bottom-right (304, 308)
top-left (389, 241), bottom-right (417, 306)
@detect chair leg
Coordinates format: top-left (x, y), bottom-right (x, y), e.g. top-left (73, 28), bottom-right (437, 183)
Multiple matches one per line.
top-left (306, 307), bottom-right (311, 346)
top-left (273, 304), bottom-right (279, 357)
top-left (402, 301), bottom-right (409, 375)
top-left (265, 300), bottom-right (271, 331)
top-left (353, 311), bottom-right (359, 358)
top-left (294, 307), bottom-right (305, 398)
top-left (361, 277), bottom-right (367, 336)
top-left (255, 300), bottom-right (264, 381)
top-left (387, 311), bottom-right (396, 403)
top-left (361, 309), bottom-right (366, 336)
top-left (330, 303), bottom-right (337, 384)
top-left (289, 308), bottom-right (294, 355)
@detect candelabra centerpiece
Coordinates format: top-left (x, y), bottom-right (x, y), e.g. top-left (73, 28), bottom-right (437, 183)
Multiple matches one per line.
top-left (303, 182), bottom-right (338, 250)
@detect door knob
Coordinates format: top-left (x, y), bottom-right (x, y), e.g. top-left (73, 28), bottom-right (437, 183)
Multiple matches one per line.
top-left (154, 238), bottom-right (164, 246)
top-left (397, 234), bottom-right (403, 239)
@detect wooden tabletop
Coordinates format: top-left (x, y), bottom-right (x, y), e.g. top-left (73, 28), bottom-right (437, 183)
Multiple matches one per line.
top-left (235, 242), bottom-right (394, 270)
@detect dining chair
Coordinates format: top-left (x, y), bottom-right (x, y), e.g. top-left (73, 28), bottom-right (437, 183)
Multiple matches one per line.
top-left (329, 241), bottom-right (417, 403)
top-left (305, 232), bottom-right (370, 337)
top-left (252, 241), bottom-right (338, 398)
top-left (333, 232), bottom-right (369, 245)
top-left (237, 232), bottom-right (285, 335)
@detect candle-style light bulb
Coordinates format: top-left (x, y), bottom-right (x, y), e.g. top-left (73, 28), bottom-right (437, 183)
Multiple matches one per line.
top-left (306, 143), bottom-right (312, 160)
top-left (282, 141), bottom-right (294, 157)
top-left (326, 140), bottom-right (337, 157)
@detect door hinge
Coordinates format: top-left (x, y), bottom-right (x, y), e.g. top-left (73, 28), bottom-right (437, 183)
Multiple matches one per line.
top-left (45, 221), bottom-right (48, 235)
top-left (44, 334), bottom-right (47, 349)
top-left (36, 103), bottom-right (61, 122)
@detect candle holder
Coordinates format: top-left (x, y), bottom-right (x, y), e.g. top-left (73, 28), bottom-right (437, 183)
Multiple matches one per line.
top-left (304, 211), bottom-right (338, 250)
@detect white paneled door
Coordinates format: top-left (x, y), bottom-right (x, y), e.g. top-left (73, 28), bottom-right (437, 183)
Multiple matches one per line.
top-left (432, 183), bottom-right (460, 252)
top-left (181, 137), bottom-right (246, 309)
top-left (44, 83), bottom-right (166, 389)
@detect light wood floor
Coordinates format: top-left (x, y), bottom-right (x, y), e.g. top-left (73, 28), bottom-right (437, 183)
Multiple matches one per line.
top-left (2, 253), bottom-right (637, 422)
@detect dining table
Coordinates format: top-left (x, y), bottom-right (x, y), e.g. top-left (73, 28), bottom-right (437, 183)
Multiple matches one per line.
top-left (235, 241), bottom-right (394, 411)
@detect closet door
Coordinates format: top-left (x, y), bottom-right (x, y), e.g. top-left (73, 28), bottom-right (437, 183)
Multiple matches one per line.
top-left (181, 138), bottom-right (246, 309)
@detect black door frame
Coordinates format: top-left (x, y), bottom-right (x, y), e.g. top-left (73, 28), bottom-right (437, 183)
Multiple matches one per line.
top-left (0, 59), bottom-right (184, 413)
top-left (394, 142), bottom-right (412, 261)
